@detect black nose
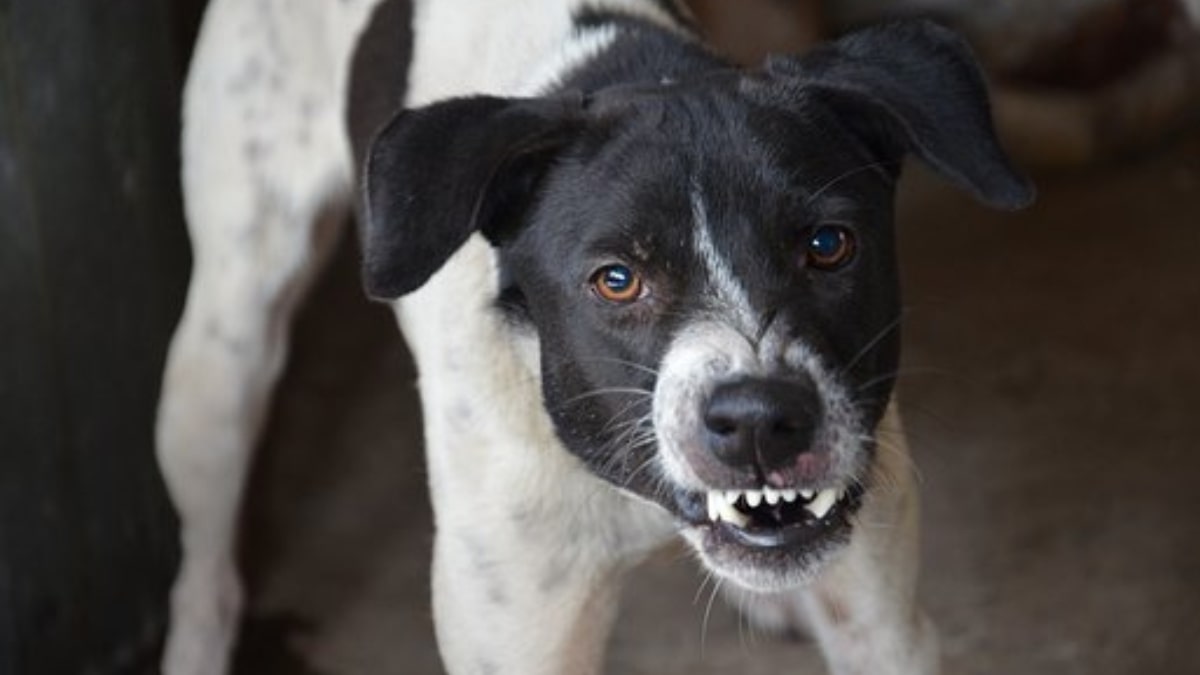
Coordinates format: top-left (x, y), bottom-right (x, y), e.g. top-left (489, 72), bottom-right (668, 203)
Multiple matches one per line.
top-left (703, 377), bottom-right (822, 471)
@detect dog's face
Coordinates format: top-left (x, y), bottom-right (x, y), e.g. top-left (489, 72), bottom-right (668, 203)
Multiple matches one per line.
top-left (497, 90), bottom-right (906, 588)
top-left (364, 21), bottom-right (1032, 591)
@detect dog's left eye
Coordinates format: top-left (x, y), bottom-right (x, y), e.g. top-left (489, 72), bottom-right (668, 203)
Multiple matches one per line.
top-left (590, 264), bottom-right (644, 303)
top-left (805, 225), bottom-right (856, 270)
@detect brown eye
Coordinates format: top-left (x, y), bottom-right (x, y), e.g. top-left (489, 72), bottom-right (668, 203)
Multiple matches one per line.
top-left (591, 264), bottom-right (644, 303)
top-left (805, 225), bottom-right (856, 270)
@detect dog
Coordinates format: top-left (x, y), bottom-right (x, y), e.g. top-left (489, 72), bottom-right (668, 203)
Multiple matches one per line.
top-left (157, 0), bottom-right (1033, 673)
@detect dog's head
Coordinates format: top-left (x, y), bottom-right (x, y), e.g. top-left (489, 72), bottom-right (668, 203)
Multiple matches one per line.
top-left (363, 21), bottom-right (1032, 591)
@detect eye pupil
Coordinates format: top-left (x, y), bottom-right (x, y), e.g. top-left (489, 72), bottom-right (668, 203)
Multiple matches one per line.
top-left (810, 229), bottom-right (840, 256)
top-left (592, 264), bottom-right (643, 303)
top-left (604, 267), bottom-right (632, 291)
top-left (806, 225), bottom-right (855, 269)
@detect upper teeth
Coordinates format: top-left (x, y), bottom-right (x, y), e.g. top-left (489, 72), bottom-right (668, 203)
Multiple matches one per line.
top-left (704, 487), bottom-right (844, 525)
top-left (707, 492), bottom-right (750, 526)
top-left (807, 488), bottom-right (840, 519)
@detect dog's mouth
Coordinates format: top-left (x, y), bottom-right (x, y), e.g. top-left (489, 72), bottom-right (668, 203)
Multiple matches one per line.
top-left (670, 482), bottom-right (865, 589)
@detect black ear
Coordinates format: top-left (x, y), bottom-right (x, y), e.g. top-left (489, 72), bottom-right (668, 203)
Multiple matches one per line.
top-left (361, 94), bottom-right (583, 298)
top-left (763, 20), bottom-right (1034, 210)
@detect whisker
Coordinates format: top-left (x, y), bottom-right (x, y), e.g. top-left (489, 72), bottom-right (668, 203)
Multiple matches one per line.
top-left (620, 454), bottom-right (660, 490)
top-left (693, 570), bottom-right (714, 606)
top-left (737, 586), bottom-right (748, 652)
top-left (700, 578), bottom-right (725, 657)
top-left (561, 387), bottom-right (653, 406)
top-left (598, 399), bottom-right (653, 437)
top-left (854, 366), bottom-right (953, 393)
top-left (805, 160), bottom-right (899, 204)
top-left (841, 312), bottom-right (906, 375)
top-left (573, 356), bottom-right (661, 378)
top-left (860, 433), bottom-right (925, 486)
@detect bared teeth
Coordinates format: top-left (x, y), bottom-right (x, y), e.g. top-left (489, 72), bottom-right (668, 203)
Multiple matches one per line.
top-left (707, 485), bottom-right (847, 527)
top-left (805, 488), bottom-right (840, 519)
top-left (707, 491), bottom-right (750, 527)
top-left (706, 491), bottom-right (722, 521)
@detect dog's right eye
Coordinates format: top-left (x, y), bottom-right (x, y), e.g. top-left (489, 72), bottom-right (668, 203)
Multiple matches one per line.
top-left (590, 264), bottom-right (644, 304)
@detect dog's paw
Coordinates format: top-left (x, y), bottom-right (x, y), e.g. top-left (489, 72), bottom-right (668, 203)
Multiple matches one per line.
top-left (162, 559), bottom-right (243, 675)
top-left (721, 584), bottom-right (812, 641)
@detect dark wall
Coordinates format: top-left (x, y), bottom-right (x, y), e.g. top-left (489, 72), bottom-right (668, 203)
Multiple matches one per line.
top-left (0, 0), bottom-right (205, 672)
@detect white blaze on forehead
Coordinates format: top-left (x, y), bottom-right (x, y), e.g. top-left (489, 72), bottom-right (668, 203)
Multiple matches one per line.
top-left (689, 186), bottom-right (758, 333)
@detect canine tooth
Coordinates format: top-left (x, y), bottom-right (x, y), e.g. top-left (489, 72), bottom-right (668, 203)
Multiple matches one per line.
top-left (745, 490), bottom-right (763, 508)
top-left (800, 489), bottom-right (814, 500)
top-left (763, 487), bottom-right (781, 505)
top-left (717, 499), bottom-right (750, 527)
top-left (780, 489), bottom-right (798, 503)
top-left (806, 488), bottom-right (839, 519)
top-left (707, 492), bottom-right (720, 521)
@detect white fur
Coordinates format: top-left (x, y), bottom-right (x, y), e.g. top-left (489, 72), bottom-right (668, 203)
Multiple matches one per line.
top-left (689, 185), bottom-right (759, 333)
top-left (159, 0), bottom-right (936, 673)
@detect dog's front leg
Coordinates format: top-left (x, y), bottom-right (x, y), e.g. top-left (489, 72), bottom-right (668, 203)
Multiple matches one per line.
top-left (156, 2), bottom-right (373, 671)
top-left (423, 432), bottom-right (672, 675)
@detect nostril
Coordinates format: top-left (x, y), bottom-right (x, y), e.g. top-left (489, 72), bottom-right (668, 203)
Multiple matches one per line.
top-left (704, 412), bottom-right (739, 437)
top-left (769, 417), bottom-right (800, 437)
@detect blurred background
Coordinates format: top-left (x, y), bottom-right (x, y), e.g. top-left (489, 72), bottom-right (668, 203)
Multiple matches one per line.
top-left (1, 1), bottom-right (1197, 673)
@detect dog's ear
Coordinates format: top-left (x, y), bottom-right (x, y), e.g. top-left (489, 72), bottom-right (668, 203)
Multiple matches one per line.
top-left (362, 95), bottom-right (583, 299)
top-left (762, 20), bottom-right (1034, 210)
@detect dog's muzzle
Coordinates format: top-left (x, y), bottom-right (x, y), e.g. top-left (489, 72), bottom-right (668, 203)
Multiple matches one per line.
top-left (652, 324), bottom-right (871, 589)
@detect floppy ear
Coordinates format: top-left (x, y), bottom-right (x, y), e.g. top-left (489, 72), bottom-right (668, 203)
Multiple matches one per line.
top-left (361, 95), bottom-right (583, 299)
top-left (763, 20), bottom-right (1034, 210)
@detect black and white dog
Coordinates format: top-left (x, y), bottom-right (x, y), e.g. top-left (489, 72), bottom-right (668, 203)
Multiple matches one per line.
top-left (157, 0), bottom-right (1032, 673)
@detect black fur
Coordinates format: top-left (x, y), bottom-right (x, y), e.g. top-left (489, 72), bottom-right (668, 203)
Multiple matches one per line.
top-left (363, 94), bottom-right (586, 297)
